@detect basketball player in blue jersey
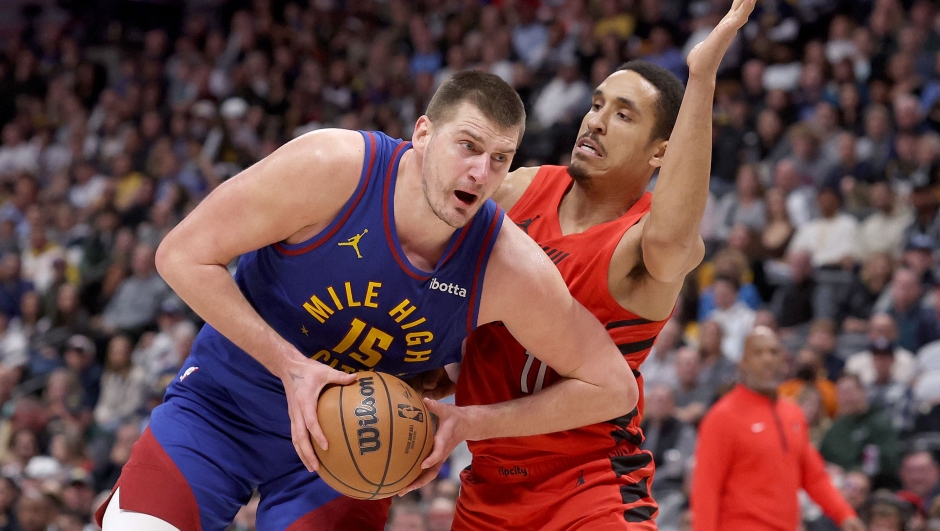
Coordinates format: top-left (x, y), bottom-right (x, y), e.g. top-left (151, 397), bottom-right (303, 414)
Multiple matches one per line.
top-left (97, 71), bottom-right (642, 531)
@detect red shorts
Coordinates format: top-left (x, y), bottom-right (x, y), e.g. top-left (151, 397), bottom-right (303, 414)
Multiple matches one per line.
top-left (95, 428), bottom-right (390, 531)
top-left (453, 447), bottom-right (658, 531)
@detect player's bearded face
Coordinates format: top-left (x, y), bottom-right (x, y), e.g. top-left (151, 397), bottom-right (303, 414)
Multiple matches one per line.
top-left (421, 129), bottom-right (508, 229)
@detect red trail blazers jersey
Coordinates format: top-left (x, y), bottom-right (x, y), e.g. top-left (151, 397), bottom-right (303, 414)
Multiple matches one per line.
top-left (456, 165), bottom-right (668, 467)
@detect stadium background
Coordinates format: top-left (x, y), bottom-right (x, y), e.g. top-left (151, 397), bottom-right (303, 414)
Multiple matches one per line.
top-left (0, 0), bottom-right (938, 529)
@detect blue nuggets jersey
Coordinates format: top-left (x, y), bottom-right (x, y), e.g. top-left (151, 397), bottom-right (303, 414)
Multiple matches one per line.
top-left (171, 131), bottom-right (503, 436)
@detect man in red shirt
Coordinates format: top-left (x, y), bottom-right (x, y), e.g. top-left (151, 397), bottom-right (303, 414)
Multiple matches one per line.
top-left (691, 327), bottom-right (864, 531)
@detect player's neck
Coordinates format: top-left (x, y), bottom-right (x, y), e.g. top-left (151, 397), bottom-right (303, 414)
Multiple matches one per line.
top-left (558, 178), bottom-right (646, 235)
top-left (393, 150), bottom-right (456, 272)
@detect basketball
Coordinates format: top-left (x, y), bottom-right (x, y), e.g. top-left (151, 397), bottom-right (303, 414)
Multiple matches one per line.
top-left (314, 371), bottom-right (435, 500)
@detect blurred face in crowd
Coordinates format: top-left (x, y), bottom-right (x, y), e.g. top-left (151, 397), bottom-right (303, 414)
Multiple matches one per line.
top-left (736, 165), bottom-right (761, 200)
top-left (869, 505), bottom-right (904, 531)
top-left (889, 269), bottom-right (922, 311)
top-left (837, 132), bottom-right (857, 164)
top-left (788, 251), bottom-right (814, 282)
top-left (842, 471), bottom-right (871, 510)
top-left (413, 102), bottom-right (520, 229)
top-left (765, 187), bottom-right (789, 220)
top-left (712, 278), bottom-right (737, 310)
top-left (773, 159), bottom-right (800, 192)
top-left (106, 335), bottom-right (133, 372)
top-left (817, 188), bottom-right (841, 218)
top-left (869, 313), bottom-right (898, 342)
top-left (699, 320), bottom-right (723, 356)
top-left (674, 347), bottom-right (701, 389)
top-left (900, 451), bottom-right (940, 497)
top-left (739, 327), bottom-right (786, 395)
top-left (11, 429), bottom-right (38, 463)
top-left (870, 181), bottom-right (894, 213)
top-left (655, 319), bottom-right (681, 355)
top-left (797, 385), bottom-right (823, 423)
top-left (645, 385), bottom-right (676, 423)
top-left (836, 376), bottom-right (868, 416)
top-left (16, 491), bottom-right (53, 531)
top-left (131, 244), bottom-right (156, 277)
top-left (567, 69), bottom-right (668, 188)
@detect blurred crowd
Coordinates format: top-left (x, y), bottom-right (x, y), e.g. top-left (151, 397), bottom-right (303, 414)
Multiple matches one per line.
top-left (1, 0), bottom-right (940, 529)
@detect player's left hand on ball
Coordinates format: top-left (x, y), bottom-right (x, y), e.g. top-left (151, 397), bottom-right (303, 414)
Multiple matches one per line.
top-left (398, 397), bottom-right (466, 496)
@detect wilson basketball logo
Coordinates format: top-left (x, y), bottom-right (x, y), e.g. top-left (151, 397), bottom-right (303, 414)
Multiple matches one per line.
top-left (355, 376), bottom-right (382, 455)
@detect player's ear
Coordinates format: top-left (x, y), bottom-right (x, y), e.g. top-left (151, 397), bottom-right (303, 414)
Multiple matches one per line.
top-left (412, 116), bottom-right (432, 155)
top-left (648, 140), bottom-right (668, 169)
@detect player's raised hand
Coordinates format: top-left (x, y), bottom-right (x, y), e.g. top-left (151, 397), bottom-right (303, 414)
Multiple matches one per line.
top-left (278, 357), bottom-right (357, 472)
top-left (398, 397), bottom-right (468, 496)
top-left (686, 0), bottom-right (757, 78)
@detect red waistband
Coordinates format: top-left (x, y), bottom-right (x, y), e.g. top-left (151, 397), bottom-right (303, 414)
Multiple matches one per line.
top-left (468, 444), bottom-right (640, 484)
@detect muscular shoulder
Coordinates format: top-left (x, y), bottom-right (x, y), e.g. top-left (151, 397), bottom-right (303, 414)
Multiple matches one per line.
top-left (477, 221), bottom-right (563, 323)
top-left (492, 166), bottom-right (540, 211)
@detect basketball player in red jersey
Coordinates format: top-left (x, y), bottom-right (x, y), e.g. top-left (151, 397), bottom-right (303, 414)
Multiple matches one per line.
top-left (402, 1), bottom-right (757, 529)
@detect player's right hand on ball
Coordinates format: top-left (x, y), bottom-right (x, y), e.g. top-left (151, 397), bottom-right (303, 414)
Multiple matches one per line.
top-left (277, 357), bottom-right (357, 472)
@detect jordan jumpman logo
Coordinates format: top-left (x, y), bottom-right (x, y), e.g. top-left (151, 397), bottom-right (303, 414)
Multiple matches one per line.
top-left (516, 215), bottom-right (541, 234)
top-left (338, 229), bottom-right (368, 258)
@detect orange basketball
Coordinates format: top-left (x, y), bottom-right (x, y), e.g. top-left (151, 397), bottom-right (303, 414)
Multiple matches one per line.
top-left (314, 371), bottom-right (435, 500)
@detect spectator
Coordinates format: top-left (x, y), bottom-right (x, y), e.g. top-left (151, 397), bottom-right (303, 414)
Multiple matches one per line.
top-left (769, 250), bottom-right (817, 329)
top-left (856, 182), bottom-right (913, 260)
top-left (697, 320), bottom-right (738, 397)
top-left (61, 335), bottom-right (101, 411)
top-left (640, 384), bottom-right (696, 531)
top-left (714, 165), bottom-right (766, 240)
top-left (98, 243), bottom-right (168, 337)
top-left (0, 254), bottom-right (34, 318)
top-left (795, 385), bottom-right (833, 448)
top-left (788, 185), bottom-right (859, 270)
top-left (884, 268), bottom-right (929, 352)
top-left (826, 133), bottom-right (878, 215)
top-left (691, 327), bottom-right (862, 531)
top-left (863, 338), bottom-right (916, 433)
top-left (672, 347), bottom-right (711, 425)
top-left (899, 451), bottom-right (940, 515)
top-left (773, 159), bottom-right (817, 229)
top-left (14, 488), bottom-right (55, 531)
top-left (641, 319), bottom-right (681, 389)
top-left (761, 187), bottom-right (796, 259)
top-left (780, 347), bottom-right (839, 418)
top-left (92, 335), bottom-right (145, 433)
top-left (839, 253), bottom-right (894, 333)
top-left (821, 374), bottom-right (901, 484)
top-left (705, 276), bottom-right (756, 362)
top-left (845, 314), bottom-right (917, 386)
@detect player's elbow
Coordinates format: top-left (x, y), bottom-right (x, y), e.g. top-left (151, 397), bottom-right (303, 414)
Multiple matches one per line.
top-left (155, 235), bottom-right (186, 286)
top-left (600, 362), bottom-right (639, 418)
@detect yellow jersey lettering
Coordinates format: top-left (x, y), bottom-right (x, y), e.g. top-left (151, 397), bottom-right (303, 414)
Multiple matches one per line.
top-left (303, 296), bottom-right (334, 323)
top-left (404, 349), bottom-right (432, 363)
top-left (389, 299), bottom-right (417, 322)
top-left (405, 331), bottom-right (433, 346)
top-left (344, 281), bottom-right (362, 307)
top-left (340, 365), bottom-right (357, 374)
top-left (327, 286), bottom-right (344, 310)
top-left (350, 327), bottom-right (393, 368)
top-left (364, 282), bottom-right (381, 308)
top-left (401, 317), bottom-right (426, 330)
top-left (333, 318), bottom-right (367, 353)
top-left (312, 350), bottom-right (340, 369)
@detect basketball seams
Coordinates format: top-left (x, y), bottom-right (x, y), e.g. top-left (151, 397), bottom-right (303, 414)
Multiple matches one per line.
top-left (338, 383), bottom-right (382, 489)
top-left (385, 386), bottom-right (432, 486)
top-left (373, 373), bottom-right (395, 499)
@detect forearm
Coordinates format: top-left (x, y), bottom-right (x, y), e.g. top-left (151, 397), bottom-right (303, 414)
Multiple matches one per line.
top-left (643, 76), bottom-right (716, 275)
top-left (157, 249), bottom-right (304, 378)
top-left (459, 375), bottom-right (638, 441)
